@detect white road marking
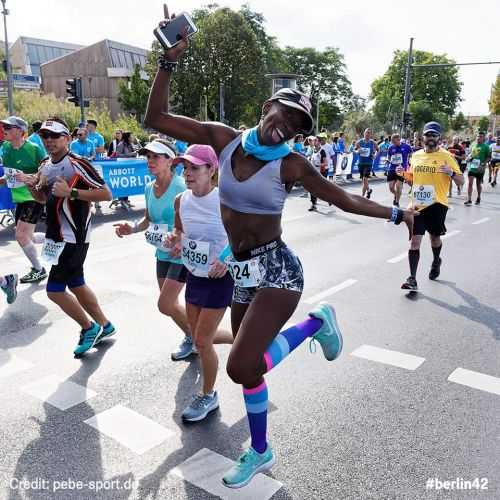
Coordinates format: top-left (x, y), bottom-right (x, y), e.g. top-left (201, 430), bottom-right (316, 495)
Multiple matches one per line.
top-left (0, 349), bottom-right (34, 379)
top-left (351, 345), bottom-right (425, 371)
top-left (22, 374), bottom-right (97, 410)
top-left (448, 367), bottom-right (500, 396)
top-left (84, 404), bottom-right (173, 454)
top-left (387, 252), bottom-right (407, 264)
top-left (471, 217), bottom-right (490, 225)
top-left (171, 448), bottom-right (282, 500)
top-left (441, 229), bottom-right (461, 240)
top-left (304, 279), bottom-right (357, 305)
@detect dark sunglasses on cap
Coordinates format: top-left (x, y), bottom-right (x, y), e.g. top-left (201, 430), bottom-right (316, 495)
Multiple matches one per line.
top-left (423, 132), bottom-right (440, 138)
top-left (40, 130), bottom-right (64, 139)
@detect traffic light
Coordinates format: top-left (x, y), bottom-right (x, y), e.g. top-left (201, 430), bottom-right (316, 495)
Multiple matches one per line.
top-left (66, 78), bottom-right (81, 107)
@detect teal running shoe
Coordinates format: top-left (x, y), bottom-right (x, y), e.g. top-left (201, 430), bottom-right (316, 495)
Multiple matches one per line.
top-left (308, 302), bottom-right (343, 361)
top-left (1, 274), bottom-right (18, 305)
top-left (73, 322), bottom-right (102, 358)
top-left (96, 322), bottom-right (116, 343)
top-left (222, 445), bottom-right (275, 489)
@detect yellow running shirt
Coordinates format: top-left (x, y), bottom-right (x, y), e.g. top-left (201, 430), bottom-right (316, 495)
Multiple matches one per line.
top-left (408, 149), bottom-right (461, 209)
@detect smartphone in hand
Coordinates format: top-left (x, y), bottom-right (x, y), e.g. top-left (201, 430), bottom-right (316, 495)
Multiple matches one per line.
top-left (154, 12), bottom-right (198, 49)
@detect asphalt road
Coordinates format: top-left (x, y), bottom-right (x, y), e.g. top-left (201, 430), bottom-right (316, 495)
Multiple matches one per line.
top-left (1, 175), bottom-right (499, 500)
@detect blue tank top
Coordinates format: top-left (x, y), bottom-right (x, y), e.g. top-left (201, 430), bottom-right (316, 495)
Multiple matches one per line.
top-left (144, 175), bottom-right (186, 262)
top-left (358, 139), bottom-right (375, 164)
top-left (218, 135), bottom-right (287, 215)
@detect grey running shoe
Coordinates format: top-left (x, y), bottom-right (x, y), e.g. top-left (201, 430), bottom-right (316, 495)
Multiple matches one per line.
top-left (20, 267), bottom-right (47, 284)
top-left (171, 335), bottom-right (197, 361)
top-left (182, 392), bottom-right (219, 422)
top-left (1, 274), bottom-right (18, 304)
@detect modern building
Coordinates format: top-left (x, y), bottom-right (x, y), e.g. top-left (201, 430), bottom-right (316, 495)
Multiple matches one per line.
top-left (40, 39), bottom-right (149, 119)
top-left (10, 36), bottom-right (83, 78)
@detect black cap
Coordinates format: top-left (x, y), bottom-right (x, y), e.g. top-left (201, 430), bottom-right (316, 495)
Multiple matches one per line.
top-left (423, 121), bottom-right (442, 135)
top-left (269, 88), bottom-right (314, 134)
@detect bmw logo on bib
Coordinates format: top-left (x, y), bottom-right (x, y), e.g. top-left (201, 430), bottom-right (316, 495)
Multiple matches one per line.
top-left (189, 240), bottom-right (197, 250)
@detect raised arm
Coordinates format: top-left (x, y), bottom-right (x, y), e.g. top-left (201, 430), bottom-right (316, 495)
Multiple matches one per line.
top-left (144, 6), bottom-right (236, 155)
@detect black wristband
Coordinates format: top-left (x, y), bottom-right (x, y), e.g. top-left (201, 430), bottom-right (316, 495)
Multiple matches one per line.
top-left (395, 208), bottom-right (404, 225)
top-left (158, 55), bottom-right (177, 73)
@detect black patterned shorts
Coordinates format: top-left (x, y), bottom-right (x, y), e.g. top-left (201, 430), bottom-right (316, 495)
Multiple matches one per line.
top-left (232, 244), bottom-right (304, 304)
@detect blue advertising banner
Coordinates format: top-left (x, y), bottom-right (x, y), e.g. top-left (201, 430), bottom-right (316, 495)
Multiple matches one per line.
top-left (0, 166), bottom-right (15, 211)
top-left (92, 158), bottom-right (153, 198)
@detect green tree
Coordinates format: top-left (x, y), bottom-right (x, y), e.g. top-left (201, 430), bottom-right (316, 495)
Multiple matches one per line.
top-left (280, 46), bottom-right (352, 131)
top-left (342, 110), bottom-right (381, 139)
top-left (117, 64), bottom-right (150, 123)
top-left (489, 75), bottom-right (500, 115)
top-left (371, 50), bottom-right (462, 128)
top-left (477, 116), bottom-right (490, 132)
top-left (449, 111), bottom-right (468, 131)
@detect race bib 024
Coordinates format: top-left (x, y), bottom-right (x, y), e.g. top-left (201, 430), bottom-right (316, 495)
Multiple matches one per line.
top-left (228, 258), bottom-right (262, 288)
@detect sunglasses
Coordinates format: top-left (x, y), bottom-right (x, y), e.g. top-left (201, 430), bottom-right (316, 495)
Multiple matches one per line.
top-left (424, 132), bottom-right (440, 138)
top-left (40, 131), bottom-right (64, 139)
top-left (2, 125), bottom-right (17, 131)
top-left (77, 133), bottom-right (85, 137)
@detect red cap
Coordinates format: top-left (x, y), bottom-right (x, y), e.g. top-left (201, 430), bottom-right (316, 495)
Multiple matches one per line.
top-left (173, 144), bottom-right (219, 169)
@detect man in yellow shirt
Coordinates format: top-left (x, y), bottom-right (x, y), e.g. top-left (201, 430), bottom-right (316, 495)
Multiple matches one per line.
top-left (397, 121), bottom-right (464, 290)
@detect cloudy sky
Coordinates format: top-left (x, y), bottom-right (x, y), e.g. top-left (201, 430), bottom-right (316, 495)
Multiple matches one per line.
top-left (8, 0), bottom-right (500, 115)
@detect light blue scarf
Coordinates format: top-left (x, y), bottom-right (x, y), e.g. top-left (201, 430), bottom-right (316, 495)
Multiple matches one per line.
top-left (241, 126), bottom-right (291, 161)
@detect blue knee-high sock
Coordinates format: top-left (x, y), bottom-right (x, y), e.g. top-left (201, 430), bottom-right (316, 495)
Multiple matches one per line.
top-left (243, 380), bottom-right (268, 454)
top-left (263, 316), bottom-right (322, 372)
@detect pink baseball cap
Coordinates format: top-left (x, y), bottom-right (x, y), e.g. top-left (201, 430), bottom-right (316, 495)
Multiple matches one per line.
top-left (173, 144), bottom-right (219, 169)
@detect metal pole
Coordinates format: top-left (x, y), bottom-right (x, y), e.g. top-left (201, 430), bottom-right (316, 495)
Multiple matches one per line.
top-left (1, 0), bottom-right (13, 115)
top-left (78, 78), bottom-right (85, 124)
top-left (315, 85), bottom-right (320, 133)
top-left (401, 37), bottom-right (413, 137)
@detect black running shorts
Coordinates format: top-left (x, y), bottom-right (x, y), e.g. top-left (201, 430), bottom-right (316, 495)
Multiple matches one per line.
top-left (15, 201), bottom-right (44, 225)
top-left (413, 203), bottom-right (448, 237)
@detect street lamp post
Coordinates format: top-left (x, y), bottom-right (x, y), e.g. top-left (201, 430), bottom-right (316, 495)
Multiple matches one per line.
top-left (1, 0), bottom-right (13, 115)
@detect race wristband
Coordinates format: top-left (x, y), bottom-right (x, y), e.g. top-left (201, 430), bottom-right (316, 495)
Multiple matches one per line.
top-left (218, 244), bottom-right (233, 263)
top-left (158, 55), bottom-right (178, 73)
top-left (390, 206), bottom-right (398, 223)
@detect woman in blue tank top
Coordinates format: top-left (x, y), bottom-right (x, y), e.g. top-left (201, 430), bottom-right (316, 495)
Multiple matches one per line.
top-left (144, 9), bottom-right (417, 489)
top-left (113, 139), bottom-right (194, 361)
